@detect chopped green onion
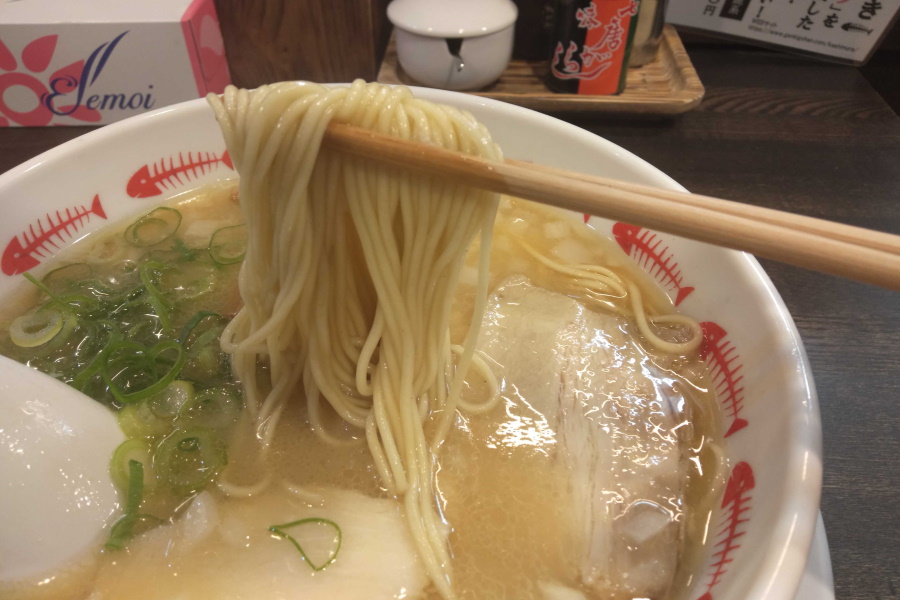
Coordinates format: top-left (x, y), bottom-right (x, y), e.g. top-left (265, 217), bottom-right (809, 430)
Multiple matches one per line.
top-left (160, 262), bottom-right (217, 302)
top-left (55, 293), bottom-right (100, 316)
top-left (146, 248), bottom-right (187, 265)
top-left (125, 319), bottom-right (160, 343)
top-left (173, 237), bottom-right (198, 262)
top-left (139, 261), bottom-right (173, 331)
top-left (125, 207), bottom-right (182, 247)
top-left (176, 386), bottom-right (241, 430)
top-left (101, 341), bottom-right (155, 401)
top-left (107, 514), bottom-right (163, 549)
top-left (72, 320), bottom-right (111, 362)
top-left (268, 518), bottom-right (342, 571)
top-left (110, 439), bottom-right (156, 491)
top-left (154, 427), bottom-right (226, 492)
top-left (117, 401), bottom-right (173, 439)
top-left (187, 341), bottom-right (227, 381)
top-left (149, 380), bottom-right (195, 419)
top-left (42, 263), bottom-right (93, 292)
top-left (208, 224), bottom-right (247, 265)
top-left (23, 273), bottom-right (77, 313)
top-left (102, 283), bottom-right (145, 310)
top-left (178, 312), bottom-right (229, 382)
top-left (60, 280), bottom-right (117, 307)
top-left (190, 326), bottom-right (222, 350)
top-left (190, 342), bottom-right (226, 381)
top-left (71, 325), bottom-right (123, 392)
top-left (9, 309), bottom-right (64, 347)
top-left (178, 311), bottom-right (224, 345)
top-left (102, 340), bottom-right (186, 404)
top-left (39, 308), bottom-right (80, 353)
top-left (5, 202), bottom-right (252, 521)
top-left (105, 459), bottom-right (144, 550)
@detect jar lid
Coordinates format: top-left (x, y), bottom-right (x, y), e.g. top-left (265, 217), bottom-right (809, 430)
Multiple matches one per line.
top-left (387, 0), bottom-right (518, 38)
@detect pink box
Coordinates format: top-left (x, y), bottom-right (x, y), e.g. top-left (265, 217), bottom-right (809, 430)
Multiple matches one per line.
top-left (0, 0), bottom-right (231, 126)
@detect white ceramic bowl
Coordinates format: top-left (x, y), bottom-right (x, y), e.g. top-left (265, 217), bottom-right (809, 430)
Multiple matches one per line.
top-left (0, 89), bottom-right (822, 600)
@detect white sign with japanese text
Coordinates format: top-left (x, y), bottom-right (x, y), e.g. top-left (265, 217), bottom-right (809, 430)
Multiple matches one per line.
top-left (666, 0), bottom-right (898, 63)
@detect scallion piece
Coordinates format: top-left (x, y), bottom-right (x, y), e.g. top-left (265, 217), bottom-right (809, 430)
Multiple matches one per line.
top-left (71, 325), bottom-right (123, 392)
top-left (117, 401), bottom-right (173, 439)
top-left (176, 386), bottom-right (241, 431)
top-left (23, 273), bottom-right (77, 313)
top-left (101, 341), bottom-right (155, 401)
top-left (178, 312), bottom-right (229, 381)
top-left (154, 427), bottom-right (226, 492)
top-left (55, 293), bottom-right (100, 316)
top-left (110, 439), bottom-right (156, 491)
top-left (9, 308), bottom-right (64, 347)
top-left (178, 311), bottom-right (223, 345)
top-left (160, 261), bottom-right (217, 302)
top-left (102, 283), bottom-right (144, 310)
top-left (148, 380), bottom-right (194, 419)
top-left (102, 340), bottom-right (186, 404)
top-left (42, 262), bottom-right (93, 292)
top-left (125, 207), bottom-right (182, 247)
top-left (208, 224), bottom-right (247, 265)
top-left (105, 459), bottom-right (144, 550)
top-left (139, 261), bottom-right (173, 331)
top-left (172, 237), bottom-right (198, 262)
top-left (268, 518), bottom-right (342, 571)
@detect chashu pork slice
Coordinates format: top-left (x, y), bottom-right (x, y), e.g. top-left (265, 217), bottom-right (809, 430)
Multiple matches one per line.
top-left (477, 277), bottom-right (688, 599)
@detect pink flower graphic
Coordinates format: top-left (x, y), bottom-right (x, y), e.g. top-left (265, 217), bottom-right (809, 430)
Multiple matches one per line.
top-left (0, 35), bottom-right (101, 126)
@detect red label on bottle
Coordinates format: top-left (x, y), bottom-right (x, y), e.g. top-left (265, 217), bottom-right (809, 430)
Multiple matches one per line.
top-left (549, 0), bottom-right (639, 95)
top-left (579, 0), bottom-right (639, 94)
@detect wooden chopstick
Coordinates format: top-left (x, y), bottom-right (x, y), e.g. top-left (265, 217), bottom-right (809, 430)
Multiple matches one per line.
top-left (512, 159), bottom-right (900, 256)
top-left (323, 123), bottom-right (900, 291)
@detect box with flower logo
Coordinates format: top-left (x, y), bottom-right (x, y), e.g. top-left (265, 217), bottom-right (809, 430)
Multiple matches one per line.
top-left (0, 0), bottom-right (230, 126)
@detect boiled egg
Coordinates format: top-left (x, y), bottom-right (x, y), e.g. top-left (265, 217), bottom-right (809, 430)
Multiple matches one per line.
top-left (0, 355), bottom-right (123, 597)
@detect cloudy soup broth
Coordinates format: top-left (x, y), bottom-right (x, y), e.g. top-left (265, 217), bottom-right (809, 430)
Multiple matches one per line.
top-left (0, 182), bottom-right (727, 600)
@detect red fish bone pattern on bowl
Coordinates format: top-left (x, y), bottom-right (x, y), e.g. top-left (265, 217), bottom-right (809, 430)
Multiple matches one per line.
top-left (701, 322), bottom-right (749, 438)
top-left (126, 149), bottom-right (233, 198)
top-left (697, 461), bottom-right (756, 600)
top-left (1, 194), bottom-right (107, 275)
top-left (612, 222), bottom-right (695, 306)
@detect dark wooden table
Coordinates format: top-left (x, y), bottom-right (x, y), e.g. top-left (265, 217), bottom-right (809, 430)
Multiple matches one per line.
top-left (0, 45), bottom-right (897, 600)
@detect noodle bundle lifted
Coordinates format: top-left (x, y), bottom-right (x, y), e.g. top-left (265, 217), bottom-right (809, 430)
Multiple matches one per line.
top-left (208, 80), bottom-right (502, 597)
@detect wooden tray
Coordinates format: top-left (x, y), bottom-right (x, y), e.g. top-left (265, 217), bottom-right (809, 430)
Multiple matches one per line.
top-left (377, 25), bottom-right (704, 114)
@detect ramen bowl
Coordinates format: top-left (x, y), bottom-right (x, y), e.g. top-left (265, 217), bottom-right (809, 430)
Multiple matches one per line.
top-left (0, 88), bottom-right (822, 600)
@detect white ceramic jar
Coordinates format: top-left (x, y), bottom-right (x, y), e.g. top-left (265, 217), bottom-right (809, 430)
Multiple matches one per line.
top-left (387, 0), bottom-right (517, 91)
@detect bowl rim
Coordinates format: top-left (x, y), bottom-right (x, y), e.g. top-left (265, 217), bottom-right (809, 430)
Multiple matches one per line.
top-left (0, 87), bottom-right (823, 600)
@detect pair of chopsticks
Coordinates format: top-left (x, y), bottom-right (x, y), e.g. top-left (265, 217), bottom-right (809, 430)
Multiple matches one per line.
top-left (323, 123), bottom-right (900, 291)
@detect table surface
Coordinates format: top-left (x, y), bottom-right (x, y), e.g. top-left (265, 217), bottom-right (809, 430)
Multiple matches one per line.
top-left (0, 44), bottom-right (897, 600)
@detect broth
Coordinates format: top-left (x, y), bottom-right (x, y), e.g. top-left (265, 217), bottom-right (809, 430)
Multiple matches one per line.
top-left (0, 185), bottom-right (726, 600)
